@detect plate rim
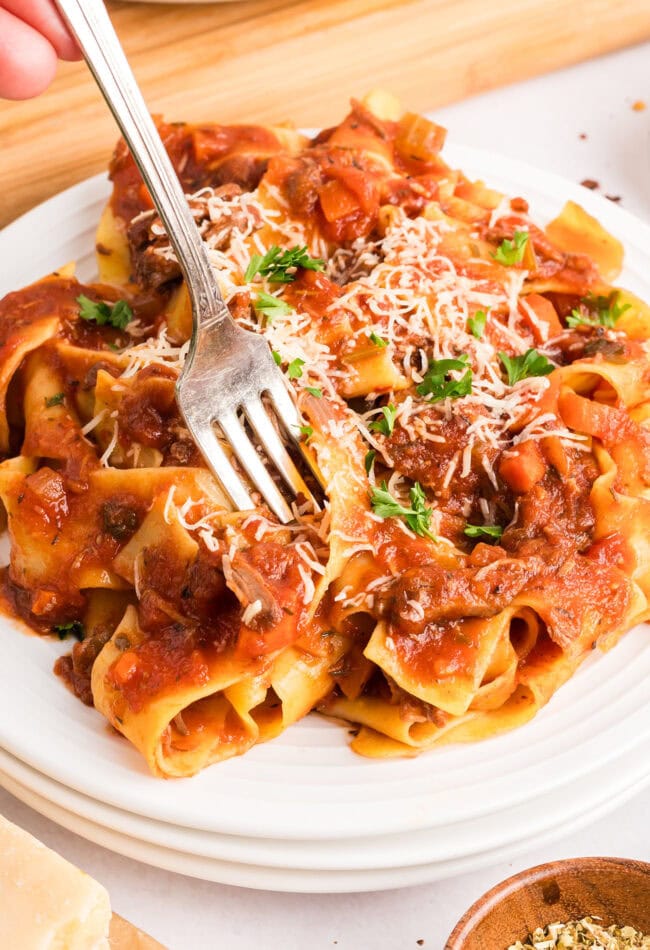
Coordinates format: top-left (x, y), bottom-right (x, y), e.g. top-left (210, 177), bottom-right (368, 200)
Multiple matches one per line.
top-left (2, 756), bottom-right (648, 893)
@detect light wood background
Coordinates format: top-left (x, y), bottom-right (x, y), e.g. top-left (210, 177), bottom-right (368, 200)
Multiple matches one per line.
top-left (1, 0), bottom-right (650, 228)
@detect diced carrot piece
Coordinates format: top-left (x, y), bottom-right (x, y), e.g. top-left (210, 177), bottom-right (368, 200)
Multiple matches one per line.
top-left (112, 650), bottom-right (140, 685)
top-left (499, 440), bottom-right (546, 493)
top-left (319, 179), bottom-right (360, 222)
top-left (541, 435), bottom-right (568, 476)
top-left (31, 590), bottom-right (59, 616)
top-left (522, 293), bottom-right (563, 340)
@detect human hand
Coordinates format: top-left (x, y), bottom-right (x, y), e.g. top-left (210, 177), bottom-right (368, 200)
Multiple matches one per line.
top-left (0, 0), bottom-right (81, 99)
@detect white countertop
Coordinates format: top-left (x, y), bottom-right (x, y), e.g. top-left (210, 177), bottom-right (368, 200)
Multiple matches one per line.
top-left (3, 39), bottom-right (650, 950)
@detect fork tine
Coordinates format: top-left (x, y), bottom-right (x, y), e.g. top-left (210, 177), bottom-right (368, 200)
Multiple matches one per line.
top-left (184, 417), bottom-right (256, 513)
top-left (244, 397), bottom-right (318, 508)
top-left (265, 378), bottom-right (326, 489)
top-left (265, 378), bottom-right (303, 438)
top-left (218, 411), bottom-right (294, 523)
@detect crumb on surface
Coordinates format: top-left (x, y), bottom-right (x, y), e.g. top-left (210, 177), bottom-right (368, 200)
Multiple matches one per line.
top-left (579, 132), bottom-right (587, 140)
top-left (580, 178), bottom-right (599, 190)
top-left (632, 99), bottom-right (646, 112)
top-left (606, 194), bottom-right (622, 203)
top-left (416, 941), bottom-right (425, 946)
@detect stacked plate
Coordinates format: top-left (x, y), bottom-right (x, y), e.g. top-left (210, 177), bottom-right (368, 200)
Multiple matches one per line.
top-left (1, 616), bottom-right (650, 891)
top-left (1, 147), bottom-right (650, 892)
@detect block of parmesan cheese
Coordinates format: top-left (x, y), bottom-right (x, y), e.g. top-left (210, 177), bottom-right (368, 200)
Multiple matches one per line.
top-left (0, 814), bottom-right (111, 949)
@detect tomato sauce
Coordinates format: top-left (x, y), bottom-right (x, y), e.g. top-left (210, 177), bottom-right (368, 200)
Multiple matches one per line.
top-left (109, 121), bottom-right (284, 223)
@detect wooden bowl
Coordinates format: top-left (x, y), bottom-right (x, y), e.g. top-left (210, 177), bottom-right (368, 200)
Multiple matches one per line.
top-left (445, 857), bottom-right (650, 949)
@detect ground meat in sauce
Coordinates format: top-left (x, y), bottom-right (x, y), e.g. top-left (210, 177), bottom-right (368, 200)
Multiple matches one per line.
top-left (500, 460), bottom-right (597, 562)
top-left (127, 184), bottom-right (250, 290)
top-left (387, 557), bottom-right (541, 632)
top-left (101, 500), bottom-right (140, 541)
top-left (54, 625), bottom-right (114, 705)
top-left (127, 213), bottom-right (182, 289)
top-left (378, 433), bottom-right (599, 637)
top-left (386, 415), bottom-right (500, 516)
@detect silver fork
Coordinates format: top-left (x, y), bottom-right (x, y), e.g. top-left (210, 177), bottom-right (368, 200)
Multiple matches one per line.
top-left (55, 0), bottom-right (317, 523)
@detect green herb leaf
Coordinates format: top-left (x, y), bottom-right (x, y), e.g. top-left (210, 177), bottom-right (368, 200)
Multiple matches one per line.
top-left (498, 348), bottom-right (553, 385)
top-left (305, 386), bottom-right (322, 398)
top-left (271, 350), bottom-right (282, 366)
top-left (77, 295), bottom-right (132, 329)
top-left (364, 449), bottom-right (376, 475)
top-left (566, 291), bottom-right (631, 329)
top-left (416, 355), bottom-right (472, 402)
top-left (368, 404), bottom-right (397, 437)
top-left (464, 523), bottom-right (504, 542)
top-left (254, 291), bottom-right (294, 323)
top-left (246, 245), bottom-right (325, 283)
top-left (244, 254), bottom-right (264, 283)
top-left (45, 392), bottom-right (65, 408)
top-left (52, 620), bottom-right (85, 641)
top-left (287, 357), bottom-right (305, 380)
top-left (369, 331), bottom-right (388, 348)
top-left (468, 309), bottom-right (488, 339)
top-left (491, 230), bottom-right (529, 266)
top-left (299, 424), bottom-right (313, 439)
top-left (369, 481), bottom-right (436, 540)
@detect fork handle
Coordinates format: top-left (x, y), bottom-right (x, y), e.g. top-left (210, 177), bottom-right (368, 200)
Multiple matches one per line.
top-left (54, 0), bottom-right (234, 333)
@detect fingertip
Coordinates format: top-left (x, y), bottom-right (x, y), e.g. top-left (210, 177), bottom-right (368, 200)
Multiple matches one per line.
top-left (1, 0), bottom-right (81, 63)
top-left (0, 11), bottom-right (58, 100)
top-left (52, 30), bottom-right (82, 63)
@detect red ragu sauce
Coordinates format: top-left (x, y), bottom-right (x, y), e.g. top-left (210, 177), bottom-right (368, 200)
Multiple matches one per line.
top-left (105, 538), bottom-right (309, 712)
top-left (109, 120), bottom-right (287, 223)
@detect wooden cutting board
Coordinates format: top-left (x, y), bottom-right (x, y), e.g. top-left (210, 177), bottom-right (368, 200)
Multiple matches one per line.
top-left (1, 0), bottom-right (649, 228)
top-left (110, 913), bottom-right (167, 948)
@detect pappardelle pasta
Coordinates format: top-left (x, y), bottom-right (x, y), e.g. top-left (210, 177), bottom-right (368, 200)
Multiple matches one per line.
top-left (2, 92), bottom-right (650, 777)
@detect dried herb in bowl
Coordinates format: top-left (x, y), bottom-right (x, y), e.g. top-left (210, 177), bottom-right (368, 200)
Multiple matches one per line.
top-left (508, 917), bottom-right (650, 949)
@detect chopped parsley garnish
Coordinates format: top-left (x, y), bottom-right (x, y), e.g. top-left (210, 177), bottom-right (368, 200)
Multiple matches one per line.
top-left (566, 291), bottom-right (631, 329)
top-left (499, 348), bottom-right (553, 385)
top-left (77, 295), bottom-right (132, 329)
top-left (491, 230), bottom-right (529, 266)
top-left (45, 392), bottom-right (65, 407)
top-left (364, 449), bottom-right (376, 475)
top-left (287, 357), bottom-right (305, 380)
top-left (368, 404), bottom-right (397, 437)
top-left (416, 355), bottom-right (472, 402)
top-left (271, 350), bottom-right (282, 366)
top-left (299, 424), bottom-right (313, 439)
top-left (464, 523), bottom-right (503, 542)
top-left (52, 620), bottom-right (85, 641)
top-left (254, 291), bottom-right (294, 323)
top-left (468, 309), bottom-right (488, 339)
top-left (369, 331), bottom-right (388, 348)
top-left (370, 481), bottom-right (436, 540)
top-left (245, 245), bottom-right (325, 283)
top-left (305, 386), bottom-right (322, 398)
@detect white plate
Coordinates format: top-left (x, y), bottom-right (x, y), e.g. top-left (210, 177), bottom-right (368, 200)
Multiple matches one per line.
top-left (1, 146), bottom-right (650, 856)
top-left (2, 737), bottom-right (650, 875)
top-left (2, 744), bottom-right (648, 893)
